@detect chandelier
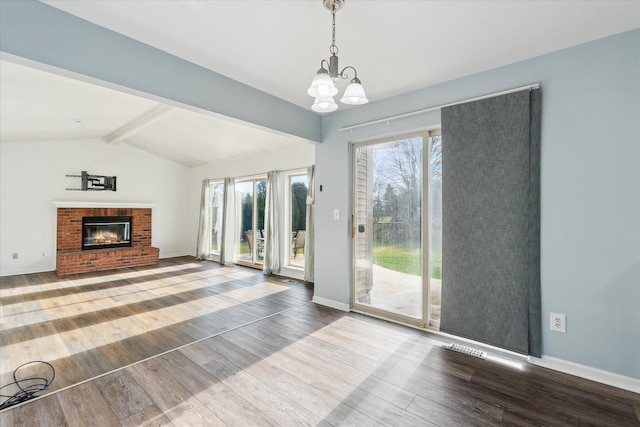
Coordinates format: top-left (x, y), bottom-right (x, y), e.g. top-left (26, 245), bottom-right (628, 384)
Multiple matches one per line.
top-left (307, 0), bottom-right (368, 113)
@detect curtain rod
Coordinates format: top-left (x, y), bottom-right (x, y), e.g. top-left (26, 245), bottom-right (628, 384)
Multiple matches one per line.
top-left (339, 83), bottom-right (540, 133)
top-left (205, 165), bottom-right (312, 183)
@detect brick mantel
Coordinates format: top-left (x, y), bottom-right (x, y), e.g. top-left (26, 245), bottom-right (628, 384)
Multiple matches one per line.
top-left (56, 205), bottom-right (159, 275)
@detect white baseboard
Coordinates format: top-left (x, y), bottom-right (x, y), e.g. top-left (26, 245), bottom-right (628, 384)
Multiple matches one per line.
top-left (0, 264), bottom-right (55, 277)
top-left (528, 355), bottom-right (640, 394)
top-left (159, 251), bottom-right (192, 259)
top-left (311, 296), bottom-right (351, 312)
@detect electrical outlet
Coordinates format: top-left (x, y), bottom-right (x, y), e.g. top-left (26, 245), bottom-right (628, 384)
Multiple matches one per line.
top-left (550, 312), bottom-right (566, 333)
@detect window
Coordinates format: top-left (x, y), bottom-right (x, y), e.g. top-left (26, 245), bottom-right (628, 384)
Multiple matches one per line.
top-left (235, 178), bottom-right (267, 267)
top-left (286, 171), bottom-right (308, 269)
top-left (210, 181), bottom-right (224, 255)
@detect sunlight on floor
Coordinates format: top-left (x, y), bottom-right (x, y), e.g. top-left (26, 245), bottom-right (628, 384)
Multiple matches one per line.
top-left (0, 259), bottom-right (301, 386)
top-left (0, 263), bottom-right (208, 297)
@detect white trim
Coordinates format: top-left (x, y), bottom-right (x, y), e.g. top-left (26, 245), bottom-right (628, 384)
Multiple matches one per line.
top-left (528, 355), bottom-right (640, 394)
top-left (0, 265), bottom-right (55, 277)
top-left (312, 296), bottom-right (351, 312)
top-left (159, 252), bottom-right (191, 259)
top-left (279, 266), bottom-right (305, 282)
top-left (53, 201), bottom-right (156, 208)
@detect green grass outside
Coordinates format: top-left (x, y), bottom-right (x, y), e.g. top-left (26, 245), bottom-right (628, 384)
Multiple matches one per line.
top-left (373, 245), bottom-right (441, 279)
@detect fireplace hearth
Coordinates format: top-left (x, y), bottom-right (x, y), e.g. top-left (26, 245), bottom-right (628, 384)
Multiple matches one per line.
top-left (82, 216), bottom-right (131, 250)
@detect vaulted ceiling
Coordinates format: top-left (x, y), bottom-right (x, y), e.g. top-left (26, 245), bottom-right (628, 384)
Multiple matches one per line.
top-left (1, 1), bottom-right (638, 166)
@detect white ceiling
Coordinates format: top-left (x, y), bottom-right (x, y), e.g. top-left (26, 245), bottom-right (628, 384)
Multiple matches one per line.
top-left (2, 0), bottom-right (639, 166)
top-left (0, 59), bottom-right (311, 167)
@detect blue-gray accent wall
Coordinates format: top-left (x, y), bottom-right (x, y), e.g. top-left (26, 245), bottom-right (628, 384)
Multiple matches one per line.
top-left (316, 29), bottom-right (639, 379)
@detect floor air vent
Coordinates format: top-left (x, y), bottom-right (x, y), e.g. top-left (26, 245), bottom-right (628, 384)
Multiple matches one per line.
top-left (443, 343), bottom-right (487, 359)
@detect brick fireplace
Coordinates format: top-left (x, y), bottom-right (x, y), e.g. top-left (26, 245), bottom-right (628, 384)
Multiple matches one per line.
top-left (55, 202), bottom-right (159, 275)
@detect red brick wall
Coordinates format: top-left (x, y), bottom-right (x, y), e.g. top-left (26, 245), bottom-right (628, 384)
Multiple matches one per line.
top-left (56, 208), bottom-right (159, 275)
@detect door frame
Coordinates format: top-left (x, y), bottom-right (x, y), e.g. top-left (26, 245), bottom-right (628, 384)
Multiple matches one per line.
top-left (234, 176), bottom-right (266, 268)
top-left (350, 130), bottom-right (441, 329)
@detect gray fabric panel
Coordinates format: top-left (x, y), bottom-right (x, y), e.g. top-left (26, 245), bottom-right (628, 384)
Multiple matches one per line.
top-left (440, 89), bottom-right (541, 355)
top-left (528, 89), bottom-right (542, 357)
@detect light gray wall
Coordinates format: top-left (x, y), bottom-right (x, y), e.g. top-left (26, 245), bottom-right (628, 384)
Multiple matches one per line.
top-left (0, 140), bottom-right (192, 276)
top-left (314, 29), bottom-right (640, 379)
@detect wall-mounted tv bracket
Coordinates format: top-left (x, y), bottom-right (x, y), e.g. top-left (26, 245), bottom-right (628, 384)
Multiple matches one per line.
top-left (65, 171), bottom-right (117, 191)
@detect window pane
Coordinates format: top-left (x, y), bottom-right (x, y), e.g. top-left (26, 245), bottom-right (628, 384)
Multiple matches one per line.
top-left (429, 135), bottom-right (442, 323)
top-left (235, 181), bottom-right (253, 262)
top-left (234, 179), bottom-right (266, 266)
top-left (354, 137), bottom-right (423, 319)
top-left (255, 180), bottom-right (266, 263)
top-left (211, 182), bottom-right (224, 253)
top-left (289, 174), bottom-right (308, 268)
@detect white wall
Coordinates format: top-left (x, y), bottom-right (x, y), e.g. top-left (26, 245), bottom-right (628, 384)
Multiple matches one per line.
top-left (187, 143), bottom-right (316, 280)
top-left (314, 29), bottom-right (640, 383)
top-left (0, 139), bottom-right (192, 276)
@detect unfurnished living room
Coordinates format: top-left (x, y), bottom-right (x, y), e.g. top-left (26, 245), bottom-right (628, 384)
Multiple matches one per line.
top-left (1, 1), bottom-right (639, 426)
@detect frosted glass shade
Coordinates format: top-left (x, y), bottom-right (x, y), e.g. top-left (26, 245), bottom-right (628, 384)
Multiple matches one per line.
top-left (340, 82), bottom-right (369, 105)
top-left (311, 96), bottom-right (338, 113)
top-left (307, 70), bottom-right (338, 98)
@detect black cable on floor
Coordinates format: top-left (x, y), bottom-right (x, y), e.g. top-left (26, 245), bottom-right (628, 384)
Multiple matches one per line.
top-left (0, 361), bottom-right (55, 410)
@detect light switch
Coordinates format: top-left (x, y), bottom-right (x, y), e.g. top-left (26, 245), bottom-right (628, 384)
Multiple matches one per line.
top-left (333, 209), bottom-right (340, 220)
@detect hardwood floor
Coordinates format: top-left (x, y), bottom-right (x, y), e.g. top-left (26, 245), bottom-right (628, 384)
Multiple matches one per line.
top-left (1, 257), bottom-right (639, 426)
top-left (0, 258), bottom-right (311, 397)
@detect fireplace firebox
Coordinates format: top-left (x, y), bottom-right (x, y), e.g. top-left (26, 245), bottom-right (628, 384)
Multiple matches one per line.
top-left (82, 216), bottom-right (132, 250)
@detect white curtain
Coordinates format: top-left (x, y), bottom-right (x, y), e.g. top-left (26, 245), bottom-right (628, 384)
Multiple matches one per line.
top-left (212, 183), bottom-right (224, 254)
top-left (219, 177), bottom-right (236, 266)
top-left (304, 166), bottom-right (315, 282)
top-left (263, 171), bottom-right (280, 274)
top-left (195, 180), bottom-right (212, 260)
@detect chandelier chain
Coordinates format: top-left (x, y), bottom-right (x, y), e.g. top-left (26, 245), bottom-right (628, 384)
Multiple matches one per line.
top-left (330, 6), bottom-right (338, 55)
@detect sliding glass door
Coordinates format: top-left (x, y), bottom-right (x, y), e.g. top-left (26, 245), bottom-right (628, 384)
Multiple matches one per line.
top-left (352, 131), bottom-right (441, 327)
top-left (287, 172), bottom-right (308, 269)
top-left (235, 178), bottom-right (266, 267)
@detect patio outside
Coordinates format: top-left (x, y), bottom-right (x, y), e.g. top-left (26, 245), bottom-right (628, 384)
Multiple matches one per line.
top-left (353, 134), bottom-right (442, 323)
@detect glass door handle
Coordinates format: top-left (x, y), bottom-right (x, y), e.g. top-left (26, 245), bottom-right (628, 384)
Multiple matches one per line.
top-left (351, 214), bottom-right (355, 238)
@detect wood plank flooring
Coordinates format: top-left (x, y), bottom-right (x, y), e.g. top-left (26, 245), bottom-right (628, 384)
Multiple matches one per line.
top-left (0, 257), bottom-right (312, 395)
top-left (1, 257), bottom-right (639, 426)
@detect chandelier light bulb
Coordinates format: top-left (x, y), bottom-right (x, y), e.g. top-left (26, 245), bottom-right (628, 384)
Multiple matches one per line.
top-left (340, 78), bottom-right (369, 105)
top-left (307, 69), bottom-right (338, 98)
top-left (311, 96), bottom-right (338, 113)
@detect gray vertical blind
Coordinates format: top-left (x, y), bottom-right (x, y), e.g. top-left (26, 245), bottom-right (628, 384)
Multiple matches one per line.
top-left (440, 88), bottom-right (541, 356)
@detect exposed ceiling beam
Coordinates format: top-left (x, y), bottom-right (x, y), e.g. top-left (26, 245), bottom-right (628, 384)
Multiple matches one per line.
top-left (103, 104), bottom-right (173, 144)
top-left (0, 1), bottom-right (322, 143)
